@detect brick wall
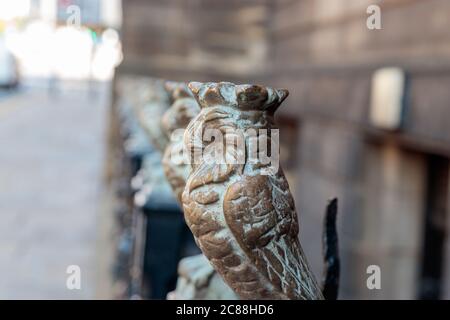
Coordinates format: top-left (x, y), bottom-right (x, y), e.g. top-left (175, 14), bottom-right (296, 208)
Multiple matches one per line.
top-left (120, 0), bottom-right (272, 81)
top-left (269, 0), bottom-right (450, 299)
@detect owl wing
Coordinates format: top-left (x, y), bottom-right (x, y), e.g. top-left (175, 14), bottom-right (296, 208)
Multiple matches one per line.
top-left (223, 172), bottom-right (322, 299)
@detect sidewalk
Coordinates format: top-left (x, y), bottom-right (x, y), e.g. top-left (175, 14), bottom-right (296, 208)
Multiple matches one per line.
top-left (0, 81), bottom-right (111, 299)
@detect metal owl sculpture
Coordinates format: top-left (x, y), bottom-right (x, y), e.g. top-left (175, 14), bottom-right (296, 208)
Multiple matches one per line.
top-left (161, 81), bottom-right (238, 300)
top-left (161, 82), bottom-right (201, 204)
top-left (181, 82), bottom-right (324, 300)
top-left (134, 79), bottom-right (171, 152)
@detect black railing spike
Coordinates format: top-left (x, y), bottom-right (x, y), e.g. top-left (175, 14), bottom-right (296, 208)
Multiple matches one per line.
top-left (321, 198), bottom-right (340, 300)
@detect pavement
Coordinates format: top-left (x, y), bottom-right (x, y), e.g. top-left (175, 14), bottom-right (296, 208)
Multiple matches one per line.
top-left (0, 81), bottom-right (112, 299)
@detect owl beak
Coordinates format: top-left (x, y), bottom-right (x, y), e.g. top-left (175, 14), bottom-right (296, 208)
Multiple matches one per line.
top-left (276, 89), bottom-right (289, 104)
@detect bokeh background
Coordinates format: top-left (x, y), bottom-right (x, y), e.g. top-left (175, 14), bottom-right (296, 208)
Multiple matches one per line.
top-left (1, 0), bottom-right (450, 299)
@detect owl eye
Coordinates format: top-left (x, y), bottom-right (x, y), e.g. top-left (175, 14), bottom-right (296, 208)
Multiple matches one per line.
top-left (236, 85), bottom-right (268, 110)
top-left (203, 86), bottom-right (225, 106)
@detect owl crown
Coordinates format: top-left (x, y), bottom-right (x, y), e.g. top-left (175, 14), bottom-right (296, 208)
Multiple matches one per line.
top-left (188, 81), bottom-right (289, 112)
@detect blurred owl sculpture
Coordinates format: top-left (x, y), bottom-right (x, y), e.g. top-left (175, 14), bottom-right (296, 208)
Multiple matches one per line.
top-left (161, 82), bottom-right (201, 203)
top-left (182, 82), bottom-right (323, 300)
top-left (134, 79), bottom-right (171, 152)
top-left (161, 81), bottom-right (237, 300)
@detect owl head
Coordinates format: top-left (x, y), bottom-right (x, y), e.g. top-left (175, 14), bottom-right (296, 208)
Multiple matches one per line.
top-left (188, 81), bottom-right (289, 113)
top-left (140, 78), bottom-right (170, 104)
top-left (165, 81), bottom-right (194, 101)
top-left (162, 81), bottom-right (200, 137)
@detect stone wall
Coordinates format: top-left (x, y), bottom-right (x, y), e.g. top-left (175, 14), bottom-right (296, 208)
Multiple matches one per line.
top-left (270, 0), bottom-right (450, 299)
top-left (120, 0), bottom-right (272, 81)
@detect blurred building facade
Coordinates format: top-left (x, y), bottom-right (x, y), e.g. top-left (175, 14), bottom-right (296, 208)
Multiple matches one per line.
top-left (118, 0), bottom-right (450, 299)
